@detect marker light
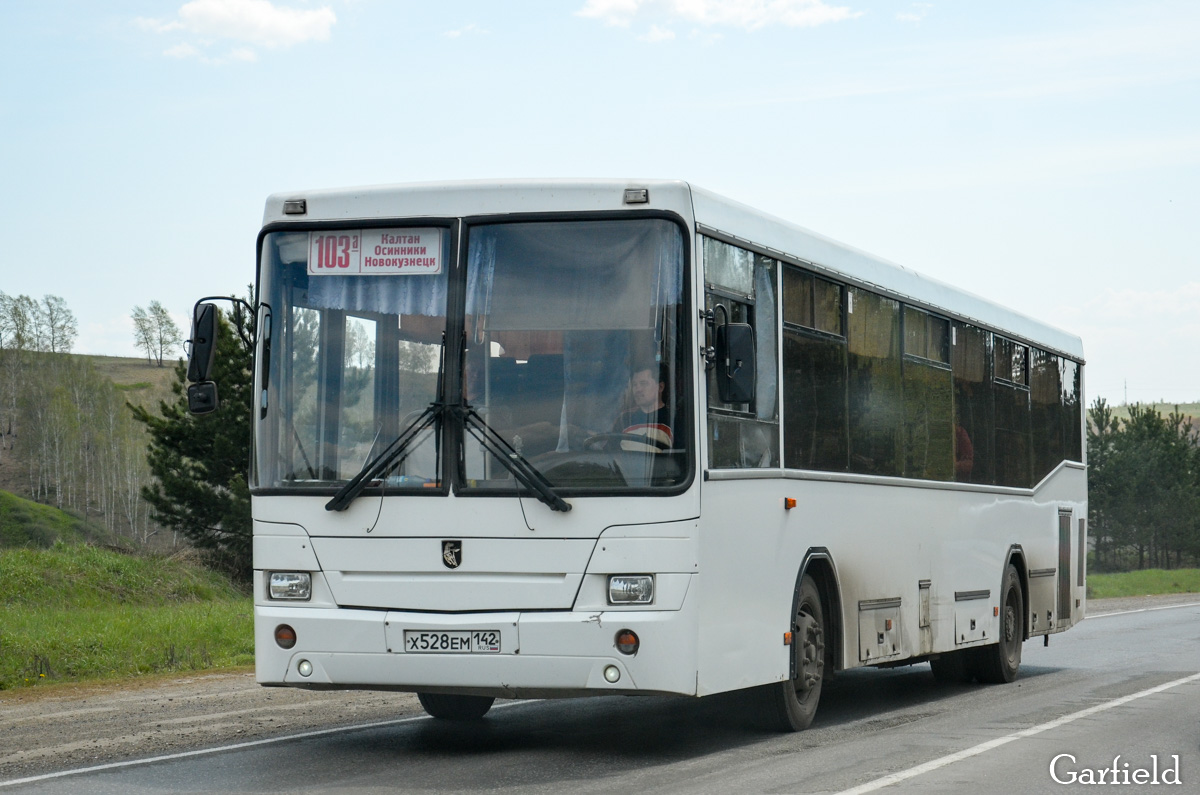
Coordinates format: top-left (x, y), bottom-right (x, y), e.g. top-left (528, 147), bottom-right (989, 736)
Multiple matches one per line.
top-left (275, 624), bottom-right (297, 649)
top-left (608, 575), bottom-right (654, 605)
top-left (269, 572), bottom-right (312, 601)
top-left (603, 665), bottom-right (621, 683)
top-left (615, 629), bottom-right (640, 656)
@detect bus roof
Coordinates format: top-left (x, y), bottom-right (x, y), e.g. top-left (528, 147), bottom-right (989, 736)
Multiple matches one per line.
top-left (263, 179), bottom-right (1083, 361)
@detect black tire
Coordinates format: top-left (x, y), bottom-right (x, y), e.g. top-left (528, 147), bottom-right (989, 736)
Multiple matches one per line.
top-left (972, 564), bottom-right (1024, 684)
top-left (760, 575), bottom-right (826, 732)
top-left (416, 692), bottom-right (495, 720)
top-left (929, 650), bottom-right (973, 683)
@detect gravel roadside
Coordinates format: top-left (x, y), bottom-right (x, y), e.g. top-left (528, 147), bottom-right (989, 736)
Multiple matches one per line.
top-left (2, 593), bottom-right (1197, 783)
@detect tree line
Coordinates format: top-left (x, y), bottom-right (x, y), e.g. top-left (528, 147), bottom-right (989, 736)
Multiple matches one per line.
top-left (6, 287), bottom-right (1199, 578)
top-left (0, 292), bottom-right (188, 547)
top-left (0, 294), bottom-right (161, 543)
top-left (1087, 399), bottom-right (1200, 571)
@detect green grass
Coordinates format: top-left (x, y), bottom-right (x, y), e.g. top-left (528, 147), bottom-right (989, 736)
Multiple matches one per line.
top-left (0, 543), bottom-right (252, 690)
top-left (1086, 568), bottom-right (1200, 599)
top-left (0, 490), bottom-right (120, 549)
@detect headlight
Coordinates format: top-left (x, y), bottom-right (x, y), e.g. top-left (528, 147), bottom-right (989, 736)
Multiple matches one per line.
top-left (608, 575), bottom-right (654, 605)
top-left (268, 571), bottom-right (312, 601)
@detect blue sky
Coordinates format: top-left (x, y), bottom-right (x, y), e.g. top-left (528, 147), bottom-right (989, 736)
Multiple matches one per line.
top-left (2, 1), bottom-right (1198, 404)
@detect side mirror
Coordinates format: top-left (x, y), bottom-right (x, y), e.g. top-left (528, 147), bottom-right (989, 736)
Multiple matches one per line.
top-left (187, 303), bottom-right (218, 383)
top-left (715, 322), bottom-right (756, 404)
top-left (187, 381), bottom-right (219, 415)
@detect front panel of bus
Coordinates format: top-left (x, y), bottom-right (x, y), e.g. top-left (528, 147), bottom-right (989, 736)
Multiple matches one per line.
top-left (250, 208), bottom-right (704, 697)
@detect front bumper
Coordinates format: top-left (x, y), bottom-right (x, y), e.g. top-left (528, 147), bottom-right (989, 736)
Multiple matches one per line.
top-left (256, 587), bottom-right (698, 699)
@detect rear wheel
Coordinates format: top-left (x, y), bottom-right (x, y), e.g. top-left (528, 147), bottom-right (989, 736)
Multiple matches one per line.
top-left (760, 575), bottom-right (826, 732)
top-left (972, 564), bottom-right (1024, 684)
top-left (416, 692), bottom-right (495, 720)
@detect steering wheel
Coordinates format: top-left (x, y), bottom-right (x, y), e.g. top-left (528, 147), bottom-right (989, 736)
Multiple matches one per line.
top-left (582, 432), bottom-right (668, 452)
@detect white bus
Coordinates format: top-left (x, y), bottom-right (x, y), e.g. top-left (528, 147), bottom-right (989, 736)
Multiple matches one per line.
top-left (187, 179), bottom-right (1086, 730)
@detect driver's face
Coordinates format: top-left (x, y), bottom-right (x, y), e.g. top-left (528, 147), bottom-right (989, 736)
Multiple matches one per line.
top-left (630, 369), bottom-right (663, 412)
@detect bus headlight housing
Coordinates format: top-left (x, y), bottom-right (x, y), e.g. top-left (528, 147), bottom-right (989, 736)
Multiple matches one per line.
top-left (268, 571), bottom-right (312, 601)
top-left (607, 575), bottom-right (654, 605)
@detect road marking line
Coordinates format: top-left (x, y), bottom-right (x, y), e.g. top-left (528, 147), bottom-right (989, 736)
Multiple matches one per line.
top-left (1086, 601), bottom-right (1200, 619)
top-left (0, 701), bottom-right (520, 789)
top-left (834, 671), bottom-right (1200, 794)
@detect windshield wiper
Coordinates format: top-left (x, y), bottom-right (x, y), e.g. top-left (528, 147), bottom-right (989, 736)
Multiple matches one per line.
top-left (457, 405), bottom-right (571, 513)
top-left (325, 403), bottom-right (442, 512)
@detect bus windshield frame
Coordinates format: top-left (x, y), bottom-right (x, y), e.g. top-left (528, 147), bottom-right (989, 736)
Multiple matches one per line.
top-left (252, 212), bottom-right (694, 499)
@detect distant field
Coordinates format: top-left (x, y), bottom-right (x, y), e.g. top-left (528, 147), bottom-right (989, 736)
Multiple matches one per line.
top-left (1087, 568), bottom-right (1200, 599)
top-left (1103, 401), bottom-right (1200, 424)
top-left (79, 354), bottom-right (180, 406)
top-left (0, 543), bottom-right (251, 690)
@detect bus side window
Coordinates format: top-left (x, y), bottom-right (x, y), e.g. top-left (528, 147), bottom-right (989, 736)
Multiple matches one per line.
top-left (702, 236), bottom-right (779, 469)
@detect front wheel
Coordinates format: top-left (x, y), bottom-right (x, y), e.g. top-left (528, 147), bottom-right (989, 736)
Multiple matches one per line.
top-left (759, 575), bottom-right (826, 732)
top-left (416, 692), bottom-right (495, 720)
top-left (972, 564), bottom-right (1024, 684)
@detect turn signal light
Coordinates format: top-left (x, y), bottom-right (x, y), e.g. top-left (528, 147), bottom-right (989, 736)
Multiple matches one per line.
top-left (784, 497), bottom-right (797, 510)
top-left (275, 624), bottom-right (297, 649)
top-left (615, 629), bottom-right (640, 655)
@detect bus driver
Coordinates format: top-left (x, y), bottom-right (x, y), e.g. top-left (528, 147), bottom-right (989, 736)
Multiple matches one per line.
top-left (613, 363), bottom-right (675, 451)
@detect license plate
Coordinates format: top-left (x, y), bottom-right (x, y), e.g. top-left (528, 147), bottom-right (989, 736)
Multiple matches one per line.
top-left (403, 630), bottom-right (501, 654)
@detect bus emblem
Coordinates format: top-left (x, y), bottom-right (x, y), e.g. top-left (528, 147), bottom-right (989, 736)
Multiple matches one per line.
top-left (442, 540), bottom-right (462, 569)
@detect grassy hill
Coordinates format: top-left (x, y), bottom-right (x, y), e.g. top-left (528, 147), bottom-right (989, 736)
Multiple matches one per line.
top-left (0, 490), bottom-right (124, 549)
top-left (78, 353), bottom-right (182, 408)
top-left (0, 542), bottom-right (251, 689)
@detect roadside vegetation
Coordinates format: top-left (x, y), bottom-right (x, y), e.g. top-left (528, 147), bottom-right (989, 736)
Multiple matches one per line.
top-left (1088, 400), bottom-right (1200, 571)
top-left (1085, 568), bottom-right (1200, 599)
top-left (0, 541), bottom-right (251, 690)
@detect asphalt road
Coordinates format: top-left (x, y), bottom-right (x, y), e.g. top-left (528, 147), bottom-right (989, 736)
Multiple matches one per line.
top-left (5, 599), bottom-right (1199, 794)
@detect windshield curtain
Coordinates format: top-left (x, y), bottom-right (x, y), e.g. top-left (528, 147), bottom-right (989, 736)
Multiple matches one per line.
top-left (254, 228), bottom-right (449, 489)
top-left (253, 217), bottom-right (690, 494)
top-left (462, 218), bottom-right (689, 491)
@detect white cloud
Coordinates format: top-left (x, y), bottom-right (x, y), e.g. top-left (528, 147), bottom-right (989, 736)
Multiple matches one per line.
top-left (444, 23), bottom-right (487, 39)
top-left (640, 24), bottom-right (676, 42)
top-left (578, 0), bottom-right (861, 30)
top-left (896, 3), bottom-right (931, 23)
top-left (138, 0), bottom-right (335, 61)
top-left (135, 17), bottom-right (185, 34)
top-left (227, 47), bottom-right (259, 62)
top-left (178, 0), bottom-right (335, 47)
top-left (164, 42), bottom-right (201, 59)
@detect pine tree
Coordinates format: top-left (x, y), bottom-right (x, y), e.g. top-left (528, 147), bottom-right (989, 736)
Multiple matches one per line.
top-left (130, 299), bottom-right (254, 579)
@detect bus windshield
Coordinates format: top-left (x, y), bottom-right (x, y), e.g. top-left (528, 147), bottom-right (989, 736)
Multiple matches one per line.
top-left (254, 217), bottom-right (690, 494)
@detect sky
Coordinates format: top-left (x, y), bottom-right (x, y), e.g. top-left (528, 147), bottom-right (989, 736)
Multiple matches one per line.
top-left (1, 0), bottom-right (1198, 405)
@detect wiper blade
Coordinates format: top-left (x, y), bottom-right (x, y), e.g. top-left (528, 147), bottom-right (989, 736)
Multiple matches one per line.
top-left (325, 403), bottom-right (441, 512)
top-left (458, 406), bottom-right (571, 513)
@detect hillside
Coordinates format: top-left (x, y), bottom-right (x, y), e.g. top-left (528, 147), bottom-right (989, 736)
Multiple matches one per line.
top-left (0, 352), bottom-right (186, 549)
top-left (0, 490), bottom-right (124, 549)
top-left (0, 354), bottom-right (179, 499)
top-left (77, 353), bottom-right (183, 407)
top-left (0, 541), bottom-right (251, 691)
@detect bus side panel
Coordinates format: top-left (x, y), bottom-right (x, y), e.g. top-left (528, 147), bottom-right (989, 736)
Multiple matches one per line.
top-left (695, 468), bottom-right (1085, 697)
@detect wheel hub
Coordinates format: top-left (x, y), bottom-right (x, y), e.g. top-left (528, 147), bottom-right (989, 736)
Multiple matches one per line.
top-left (795, 612), bottom-right (824, 692)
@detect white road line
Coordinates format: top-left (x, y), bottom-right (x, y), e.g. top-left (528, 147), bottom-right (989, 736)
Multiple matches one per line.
top-left (1086, 601), bottom-right (1200, 618)
top-left (834, 671), bottom-right (1200, 794)
top-left (1, 710), bottom-right (424, 789)
top-left (0, 699), bottom-right (529, 788)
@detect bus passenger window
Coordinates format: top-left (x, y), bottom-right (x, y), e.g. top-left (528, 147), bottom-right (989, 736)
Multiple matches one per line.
top-left (703, 238), bottom-right (779, 470)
